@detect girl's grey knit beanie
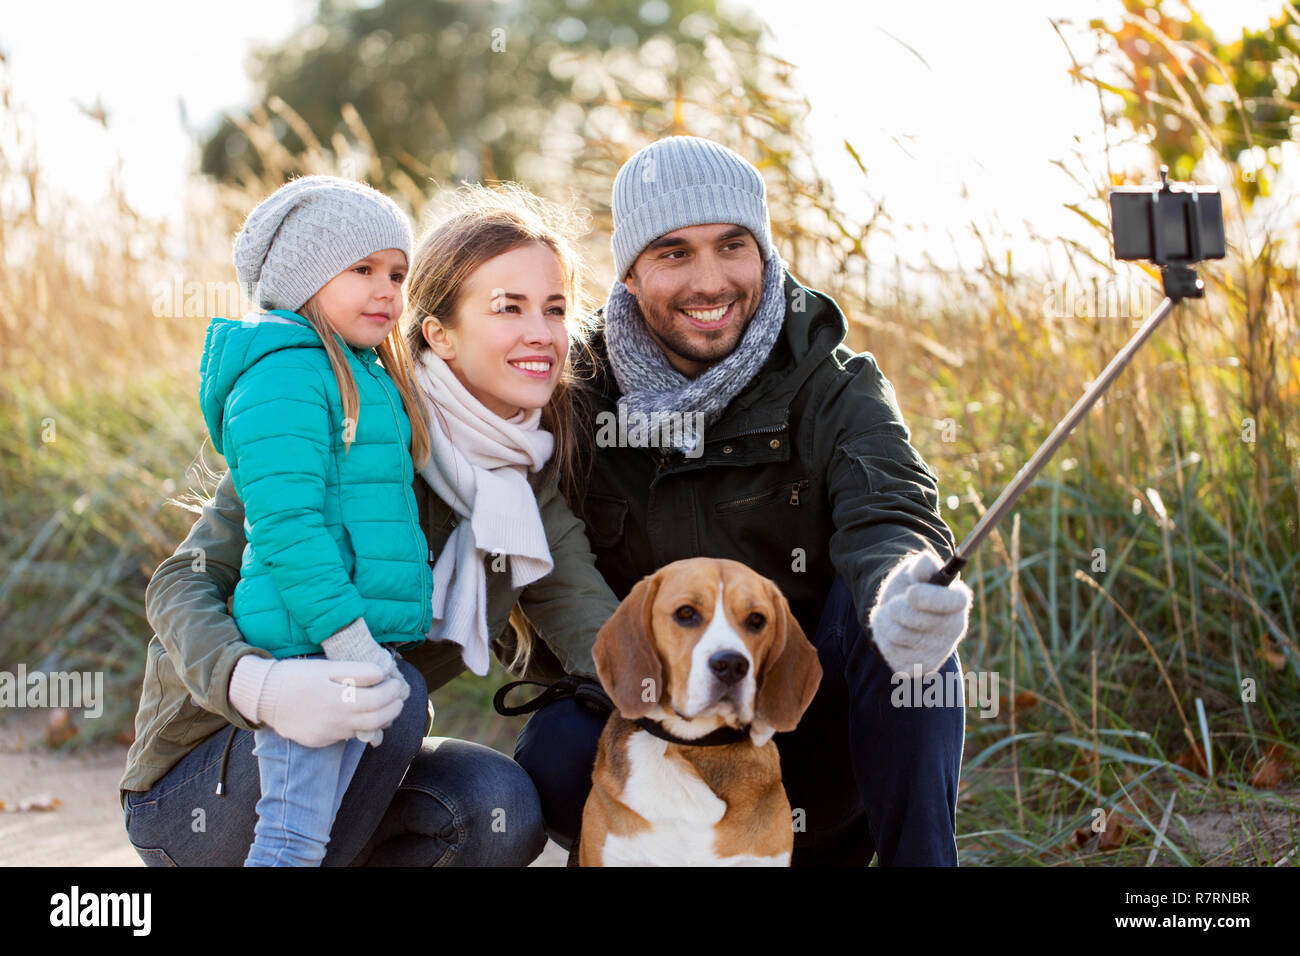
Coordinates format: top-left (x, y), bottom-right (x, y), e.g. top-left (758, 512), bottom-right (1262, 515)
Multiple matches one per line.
top-left (233, 174), bottom-right (413, 312)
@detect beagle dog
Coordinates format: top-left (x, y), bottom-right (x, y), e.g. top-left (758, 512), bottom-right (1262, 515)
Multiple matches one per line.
top-left (578, 557), bottom-right (822, 866)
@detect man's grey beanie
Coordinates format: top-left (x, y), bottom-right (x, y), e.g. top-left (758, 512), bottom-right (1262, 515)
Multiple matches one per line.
top-left (233, 174), bottom-right (413, 313)
top-left (610, 136), bottom-right (774, 280)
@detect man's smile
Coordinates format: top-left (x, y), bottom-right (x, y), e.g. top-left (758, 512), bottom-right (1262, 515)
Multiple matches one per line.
top-left (680, 301), bottom-right (735, 330)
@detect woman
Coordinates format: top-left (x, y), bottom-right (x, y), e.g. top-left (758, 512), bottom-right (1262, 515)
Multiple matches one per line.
top-left (121, 182), bottom-right (618, 866)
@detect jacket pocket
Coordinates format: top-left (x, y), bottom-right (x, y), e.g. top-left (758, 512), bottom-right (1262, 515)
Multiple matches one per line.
top-left (582, 493), bottom-right (627, 550)
top-left (715, 479), bottom-right (810, 515)
top-left (849, 440), bottom-right (941, 504)
top-left (337, 524), bottom-right (357, 577)
top-left (149, 658), bottom-right (202, 746)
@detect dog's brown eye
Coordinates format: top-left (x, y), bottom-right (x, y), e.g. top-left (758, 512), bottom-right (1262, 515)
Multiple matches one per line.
top-left (745, 612), bottom-right (766, 631)
top-left (674, 605), bottom-right (700, 625)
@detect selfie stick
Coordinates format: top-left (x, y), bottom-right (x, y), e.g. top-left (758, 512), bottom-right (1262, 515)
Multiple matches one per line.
top-left (926, 167), bottom-right (1220, 588)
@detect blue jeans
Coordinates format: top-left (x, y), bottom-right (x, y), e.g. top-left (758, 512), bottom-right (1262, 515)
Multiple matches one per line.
top-left (244, 728), bottom-right (367, 866)
top-left (124, 657), bottom-right (548, 866)
top-left (514, 575), bottom-right (966, 866)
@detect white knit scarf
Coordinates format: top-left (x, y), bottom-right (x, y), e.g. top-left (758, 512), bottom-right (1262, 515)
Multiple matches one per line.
top-left (412, 350), bottom-right (554, 675)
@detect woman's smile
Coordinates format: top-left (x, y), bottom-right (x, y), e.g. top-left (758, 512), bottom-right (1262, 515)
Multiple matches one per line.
top-left (508, 355), bottom-right (555, 378)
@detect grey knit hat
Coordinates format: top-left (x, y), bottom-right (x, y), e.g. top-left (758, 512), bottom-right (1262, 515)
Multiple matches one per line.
top-left (233, 174), bottom-right (413, 312)
top-left (610, 136), bottom-right (774, 280)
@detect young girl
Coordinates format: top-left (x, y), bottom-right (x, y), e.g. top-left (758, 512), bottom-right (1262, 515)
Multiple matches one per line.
top-left (198, 175), bottom-right (432, 866)
top-left (401, 182), bottom-right (603, 681)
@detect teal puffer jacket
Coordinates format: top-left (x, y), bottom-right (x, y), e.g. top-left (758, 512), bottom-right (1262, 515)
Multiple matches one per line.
top-left (198, 309), bottom-right (432, 658)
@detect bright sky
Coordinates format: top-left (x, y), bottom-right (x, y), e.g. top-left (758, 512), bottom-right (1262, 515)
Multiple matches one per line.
top-left (0, 0), bottom-right (1288, 277)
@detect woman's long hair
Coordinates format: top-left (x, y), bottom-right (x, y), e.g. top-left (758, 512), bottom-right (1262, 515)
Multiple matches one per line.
top-left (403, 182), bottom-right (596, 675)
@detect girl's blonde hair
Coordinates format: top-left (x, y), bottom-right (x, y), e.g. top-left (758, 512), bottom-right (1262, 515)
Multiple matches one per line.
top-left (298, 291), bottom-right (431, 470)
top-left (404, 182), bottom-right (596, 675)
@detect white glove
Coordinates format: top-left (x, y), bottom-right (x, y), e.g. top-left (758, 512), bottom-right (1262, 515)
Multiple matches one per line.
top-left (868, 549), bottom-right (973, 676)
top-left (228, 655), bottom-right (406, 749)
top-left (322, 618), bottom-right (411, 747)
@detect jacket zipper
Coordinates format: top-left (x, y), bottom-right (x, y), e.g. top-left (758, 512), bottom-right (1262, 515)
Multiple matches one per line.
top-left (373, 362), bottom-right (432, 633)
top-left (716, 479), bottom-right (810, 514)
top-left (721, 423), bottom-right (787, 441)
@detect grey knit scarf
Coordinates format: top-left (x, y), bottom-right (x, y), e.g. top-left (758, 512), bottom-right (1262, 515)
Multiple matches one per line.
top-left (603, 253), bottom-right (786, 455)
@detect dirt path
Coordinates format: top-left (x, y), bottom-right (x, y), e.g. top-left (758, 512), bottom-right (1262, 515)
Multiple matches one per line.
top-left (0, 713), bottom-right (566, 867)
top-left (0, 713), bottom-right (138, 866)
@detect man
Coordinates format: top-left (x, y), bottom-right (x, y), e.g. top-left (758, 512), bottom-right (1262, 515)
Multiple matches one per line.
top-left (513, 136), bottom-right (974, 865)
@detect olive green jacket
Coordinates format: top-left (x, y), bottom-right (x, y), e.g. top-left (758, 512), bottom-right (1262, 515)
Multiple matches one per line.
top-left (121, 466), bottom-right (618, 795)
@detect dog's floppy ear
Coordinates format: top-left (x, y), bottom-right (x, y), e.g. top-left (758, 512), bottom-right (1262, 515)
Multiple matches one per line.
top-left (593, 573), bottom-right (665, 720)
top-left (753, 580), bottom-right (822, 737)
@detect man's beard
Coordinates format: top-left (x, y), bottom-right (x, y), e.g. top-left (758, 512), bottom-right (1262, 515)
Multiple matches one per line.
top-left (633, 288), bottom-right (759, 373)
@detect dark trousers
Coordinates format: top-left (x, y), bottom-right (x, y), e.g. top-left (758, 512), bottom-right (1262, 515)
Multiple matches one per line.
top-left (514, 575), bottom-right (966, 865)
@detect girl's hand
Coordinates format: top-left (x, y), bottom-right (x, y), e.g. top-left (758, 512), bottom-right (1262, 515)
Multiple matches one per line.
top-left (321, 618), bottom-right (412, 745)
top-left (229, 655), bottom-right (405, 749)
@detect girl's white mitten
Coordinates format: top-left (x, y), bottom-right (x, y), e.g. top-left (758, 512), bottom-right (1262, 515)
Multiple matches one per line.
top-left (228, 655), bottom-right (405, 749)
top-left (321, 618), bottom-right (410, 746)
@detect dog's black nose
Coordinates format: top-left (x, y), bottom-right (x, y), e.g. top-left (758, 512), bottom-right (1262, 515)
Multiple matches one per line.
top-left (709, 651), bottom-right (749, 685)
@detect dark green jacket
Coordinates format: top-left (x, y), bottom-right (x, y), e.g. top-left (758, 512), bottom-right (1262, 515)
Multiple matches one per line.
top-left (121, 465), bottom-right (616, 795)
top-left (572, 270), bottom-right (958, 643)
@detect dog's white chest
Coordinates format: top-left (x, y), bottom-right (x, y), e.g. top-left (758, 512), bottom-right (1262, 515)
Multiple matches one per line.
top-left (598, 731), bottom-right (788, 867)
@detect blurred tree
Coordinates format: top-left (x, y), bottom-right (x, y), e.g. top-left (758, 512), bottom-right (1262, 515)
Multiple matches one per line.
top-left (1089, 0), bottom-right (1300, 202)
top-left (199, 0), bottom-right (887, 302)
top-left (200, 0), bottom-right (763, 189)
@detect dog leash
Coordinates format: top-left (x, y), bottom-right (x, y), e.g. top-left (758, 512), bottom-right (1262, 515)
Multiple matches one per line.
top-left (493, 675), bottom-right (615, 718)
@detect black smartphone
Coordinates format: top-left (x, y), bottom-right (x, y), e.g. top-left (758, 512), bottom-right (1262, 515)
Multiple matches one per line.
top-left (1109, 175), bottom-right (1226, 265)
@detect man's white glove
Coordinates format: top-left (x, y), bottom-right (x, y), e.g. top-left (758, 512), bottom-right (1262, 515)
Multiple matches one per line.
top-left (868, 549), bottom-right (973, 676)
top-left (228, 655), bottom-right (406, 749)
top-left (322, 618), bottom-right (411, 747)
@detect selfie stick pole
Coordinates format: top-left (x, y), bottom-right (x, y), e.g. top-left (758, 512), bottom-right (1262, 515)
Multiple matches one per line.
top-left (926, 276), bottom-right (1198, 589)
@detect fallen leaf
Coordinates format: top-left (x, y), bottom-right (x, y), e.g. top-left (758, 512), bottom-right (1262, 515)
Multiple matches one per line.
top-left (1249, 744), bottom-right (1294, 789)
top-left (1072, 809), bottom-right (1134, 851)
top-left (1069, 745), bottom-right (1101, 781)
top-left (1260, 646), bottom-right (1287, 671)
top-left (45, 708), bottom-right (78, 748)
top-left (1174, 744), bottom-right (1210, 776)
top-left (1098, 810), bottom-right (1132, 851)
top-left (15, 794), bottom-right (61, 812)
top-left (1007, 690), bottom-right (1039, 717)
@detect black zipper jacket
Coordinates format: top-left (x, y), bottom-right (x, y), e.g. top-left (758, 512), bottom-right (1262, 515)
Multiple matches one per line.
top-left (572, 269), bottom-right (958, 641)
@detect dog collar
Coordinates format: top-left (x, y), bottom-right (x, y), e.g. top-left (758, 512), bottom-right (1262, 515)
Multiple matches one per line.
top-left (635, 717), bottom-right (751, 747)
